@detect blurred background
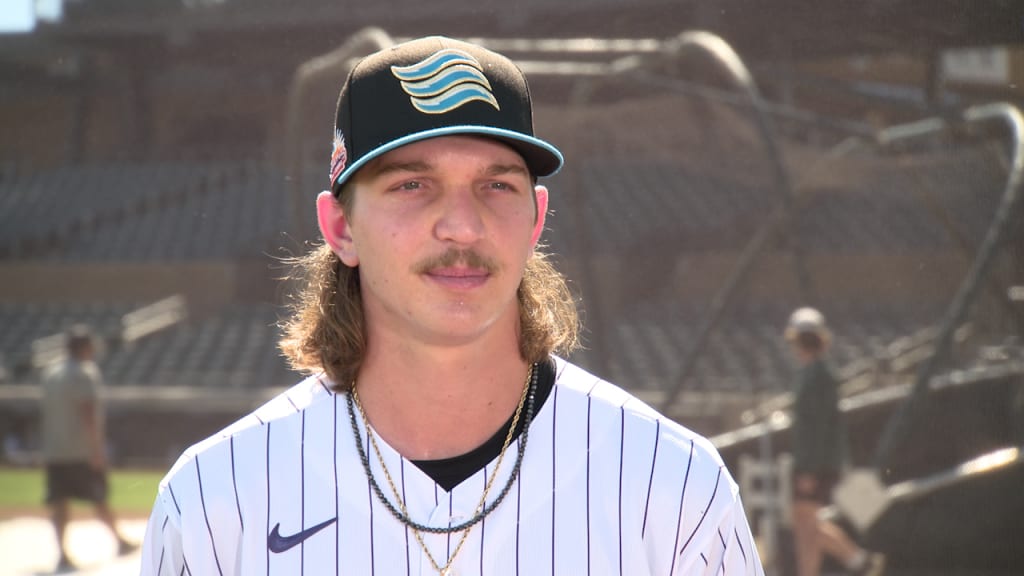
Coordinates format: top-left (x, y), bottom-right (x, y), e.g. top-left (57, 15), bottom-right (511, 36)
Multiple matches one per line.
top-left (1, 1), bottom-right (1022, 574)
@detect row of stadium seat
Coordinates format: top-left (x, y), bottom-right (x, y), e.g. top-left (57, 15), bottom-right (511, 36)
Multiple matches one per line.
top-left (542, 148), bottom-right (1004, 255)
top-left (575, 298), bottom-right (943, 393)
top-left (0, 148), bottom-right (1005, 261)
top-left (0, 301), bottom-right (300, 389)
top-left (0, 161), bottom-right (289, 261)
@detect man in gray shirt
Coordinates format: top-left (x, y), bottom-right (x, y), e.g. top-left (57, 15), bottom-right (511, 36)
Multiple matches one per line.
top-left (41, 324), bottom-right (135, 572)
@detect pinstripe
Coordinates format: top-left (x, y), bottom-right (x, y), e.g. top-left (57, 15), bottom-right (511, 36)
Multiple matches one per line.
top-left (195, 455), bottom-right (224, 575)
top-left (668, 439), bottom-right (695, 576)
top-left (401, 460), bottom-right (410, 576)
top-left (300, 408), bottom-right (306, 575)
top-left (719, 528), bottom-right (728, 575)
top-left (447, 489), bottom-right (453, 558)
top-left (365, 424), bottom-right (375, 575)
top-left (480, 464), bottom-right (488, 576)
top-left (679, 468), bottom-right (723, 556)
top-left (160, 513), bottom-right (168, 575)
top-left (550, 385), bottom-right (558, 575)
top-left (618, 407), bottom-right (625, 576)
top-left (642, 420), bottom-right (660, 537)
top-left (585, 365), bottom-right (600, 576)
top-left (720, 528), bottom-right (729, 573)
top-left (585, 395), bottom-right (592, 576)
top-left (265, 421), bottom-right (271, 574)
top-left (167, 481), bottom-right (184, 573)
top-left (167, 483), bottom-right (181, 515)
top-left (515, 454), bottom-right (521, 576)
top-left (430, 482), bottom-right (444, 561)
top-left (333, 392), bottom-right (340, 576)
top-left (734, 527), bottom-right (747, 564)
top-left (230, 436), bottom-right (243, 532)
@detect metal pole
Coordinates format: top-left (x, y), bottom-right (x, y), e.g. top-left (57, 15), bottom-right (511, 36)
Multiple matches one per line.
top-left (874, 103), bottom-right (1024, 472)
top-left (653, 31), bottom-right (806, 416)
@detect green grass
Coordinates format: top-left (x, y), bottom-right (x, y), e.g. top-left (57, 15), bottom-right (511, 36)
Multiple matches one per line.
top-left (0, 467), bottom-right (163, 517)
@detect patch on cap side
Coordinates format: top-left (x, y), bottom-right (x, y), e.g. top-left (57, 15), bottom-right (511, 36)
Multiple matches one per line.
top-left (391, 48), bottom-right (500, 114)
top-left (329, 130), bottom-right (347, 186)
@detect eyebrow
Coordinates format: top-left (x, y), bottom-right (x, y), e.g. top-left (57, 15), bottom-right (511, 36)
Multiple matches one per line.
top-left (366, 160), bottom-right (530, 180)
top-left (367, 160), bottom-right (432, 179)
top-left (483, 163), bottom-right (530, 178)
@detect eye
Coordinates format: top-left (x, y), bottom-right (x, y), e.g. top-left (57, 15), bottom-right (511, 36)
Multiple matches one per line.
top-left (487, 181), bottom-right (516, 192)
top-left (391, 180), bottom-right (422, 192)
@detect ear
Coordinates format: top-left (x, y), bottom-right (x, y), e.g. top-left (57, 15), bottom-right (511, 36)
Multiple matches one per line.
top-left (316, 190), bottom-right (359, 267)
top-left (530, 185), bottom-right (549, 247)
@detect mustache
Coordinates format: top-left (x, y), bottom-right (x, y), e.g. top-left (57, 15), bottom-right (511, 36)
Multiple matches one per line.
top-left (412, 248), bottom-right (500, 275)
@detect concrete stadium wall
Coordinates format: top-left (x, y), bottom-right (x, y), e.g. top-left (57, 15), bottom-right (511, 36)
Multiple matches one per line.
top-left (0, 384), bottom-right (286, 468)
top-left (0, 261), bottom-right (236, 311)
top-left (0, 260), bottom-right (282, 314)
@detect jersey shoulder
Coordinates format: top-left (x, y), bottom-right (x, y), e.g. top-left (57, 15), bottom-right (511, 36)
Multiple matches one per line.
top-left (552, 357), bottom-right (726, 467)
top-left (159, 373), bottom-right (336, 483)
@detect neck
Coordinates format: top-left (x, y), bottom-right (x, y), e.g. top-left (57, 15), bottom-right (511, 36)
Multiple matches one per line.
top-left (353, 340), bottom-right (531, 461)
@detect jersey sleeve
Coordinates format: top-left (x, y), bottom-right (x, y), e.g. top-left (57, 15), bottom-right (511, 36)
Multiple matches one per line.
top-left (140, 490), bottom-right (186, 576)
top-left (663, 437), bottom-right (765, 576)
top-left (708, 490), bottom-right (764, 576)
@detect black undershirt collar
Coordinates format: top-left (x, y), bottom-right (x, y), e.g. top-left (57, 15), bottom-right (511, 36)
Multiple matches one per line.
top-left (411, 357), bottom-right (555, 491)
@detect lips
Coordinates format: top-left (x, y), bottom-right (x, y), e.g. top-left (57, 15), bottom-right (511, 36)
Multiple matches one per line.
top-left (425, 266), bottom-right (490, 289)
top-left (413, 248), bottom-right (499, 290)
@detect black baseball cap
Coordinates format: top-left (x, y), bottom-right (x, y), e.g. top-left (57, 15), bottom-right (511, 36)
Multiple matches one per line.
top-left (329, 36), bottom-right (563, 195)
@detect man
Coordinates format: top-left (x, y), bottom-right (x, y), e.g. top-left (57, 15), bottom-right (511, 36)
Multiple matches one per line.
top-left (141, 36), bottom-right (763, 575)
top-left (41, 324), bottom-right (136, 572)
top-left (785, 307), bottom-right (884, 576)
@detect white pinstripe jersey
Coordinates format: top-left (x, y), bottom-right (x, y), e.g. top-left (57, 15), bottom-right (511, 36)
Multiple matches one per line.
top-left (141, 358), bottom-right (764, 575)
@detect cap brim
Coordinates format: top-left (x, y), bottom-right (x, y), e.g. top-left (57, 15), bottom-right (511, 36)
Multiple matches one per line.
top-left (333, 126), bottom-right (563, 193)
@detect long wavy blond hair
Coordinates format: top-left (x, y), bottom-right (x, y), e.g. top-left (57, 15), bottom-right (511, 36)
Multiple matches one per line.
top-left (278, 190), bottom-right (581, 391)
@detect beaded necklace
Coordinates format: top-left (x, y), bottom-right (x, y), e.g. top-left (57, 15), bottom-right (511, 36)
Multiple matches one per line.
top-left (347, 365), bottom-right (537, 574)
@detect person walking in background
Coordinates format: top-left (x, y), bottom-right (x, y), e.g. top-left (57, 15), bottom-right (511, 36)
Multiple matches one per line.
top-left (140, 35), bottom-right (764, 575)
top-left (786, 307), bottom-right (884, 576)
top-left (40, 324), bottom-right (136, 572)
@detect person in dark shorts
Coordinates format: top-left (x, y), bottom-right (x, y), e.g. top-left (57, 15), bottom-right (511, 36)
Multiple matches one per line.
top-left (40, 325), bottom-right (136, 572)
top-left (786, 308), bottom-right (884, 576)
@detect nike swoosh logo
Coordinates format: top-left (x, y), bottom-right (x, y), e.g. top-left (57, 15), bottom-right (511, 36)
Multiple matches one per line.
top-left (267, 517), bottom-right (337, 553)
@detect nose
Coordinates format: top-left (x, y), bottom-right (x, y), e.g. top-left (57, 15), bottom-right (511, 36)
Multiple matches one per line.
top-left (434, 187), bottom-right (485, 245)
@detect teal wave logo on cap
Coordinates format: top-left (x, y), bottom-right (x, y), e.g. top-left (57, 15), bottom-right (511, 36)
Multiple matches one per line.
top-left (391, 49), bottom-right (500, 114)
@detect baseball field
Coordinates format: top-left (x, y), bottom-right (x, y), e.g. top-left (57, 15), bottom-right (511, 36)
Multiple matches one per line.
top-left (0, 467), bottom-right (157, 575)
top-left (0, 467), bottom-right (161, 519)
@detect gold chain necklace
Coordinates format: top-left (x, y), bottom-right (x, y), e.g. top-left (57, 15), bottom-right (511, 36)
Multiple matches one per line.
top-left (351, 365), bottom-right (533, 575)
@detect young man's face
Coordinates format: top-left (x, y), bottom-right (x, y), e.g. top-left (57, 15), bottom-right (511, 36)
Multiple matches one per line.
top-left (317, 135), bottom-right (548, 350)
